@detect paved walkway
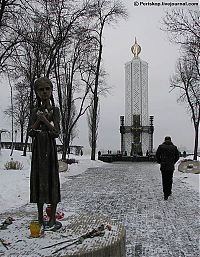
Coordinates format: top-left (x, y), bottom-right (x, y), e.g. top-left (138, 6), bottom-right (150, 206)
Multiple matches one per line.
top-left (60, 162), bottom-right (199, 257)
top-left (0, 162), bottom-right (199, 257)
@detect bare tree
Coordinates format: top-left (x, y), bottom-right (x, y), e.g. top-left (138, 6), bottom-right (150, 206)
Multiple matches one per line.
top-left (30, 0), bottom-right (92, 77)
top-left (170, 51), bottom-right (200, 160)
top-left (86, 0), bottom-right (127, 160)
top-left (9, 20), bottom-right (46, 155)
top-left (19, 0), bottom-right (94, 158)
top-left (2, 0), bottom-right (96, 157)
top-left (4, 82), bottom-right (29, 144)
top-left (2, 0), bottom-right (127, 160)
top-left (162, 9), bottom-right (200, 48)
top-left (0, 0), bottom-right (32, 71)
top-left (7, 72), bottom-right (14, 156)
top-left (54, 25), bottom-right (94, 159)
top-left (5, 0), bottom-right (80, 155)
top-left (162, 8), bottom-right (200, 160)
top-left (87, 97), bottom-right (100, 149)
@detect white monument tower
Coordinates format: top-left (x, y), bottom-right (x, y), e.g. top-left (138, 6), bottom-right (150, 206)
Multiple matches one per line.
top-left (120, 38), bottom-right (154, 156)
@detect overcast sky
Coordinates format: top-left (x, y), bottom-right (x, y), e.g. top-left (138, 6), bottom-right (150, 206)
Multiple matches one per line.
top-left (0, 0), bottom-right (199, 153)
top-left (74, 0), bottom-right (199, 153)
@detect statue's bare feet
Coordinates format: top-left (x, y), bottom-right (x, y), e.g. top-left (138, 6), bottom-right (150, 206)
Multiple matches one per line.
top-left (45, 220), bottom-right (62, 231)
top-left (48, 219), bottom-right (56, 228)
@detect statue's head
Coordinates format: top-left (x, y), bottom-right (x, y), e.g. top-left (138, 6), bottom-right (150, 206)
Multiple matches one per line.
top-left (34, 77), bottom-right (54, 106)
top-left (34, 77), bottom-right (53, 92)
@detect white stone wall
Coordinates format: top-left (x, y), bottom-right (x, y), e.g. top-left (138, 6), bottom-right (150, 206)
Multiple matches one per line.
top-left (125, 62), bottom-right (132, 126)
top-left (124, 57), bottom-right (149, 154)
top-left (140, 61), bottom-right (149, 126)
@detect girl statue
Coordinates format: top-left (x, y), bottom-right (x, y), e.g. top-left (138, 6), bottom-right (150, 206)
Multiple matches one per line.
top-left (29, 77), bottom-right (61, 229)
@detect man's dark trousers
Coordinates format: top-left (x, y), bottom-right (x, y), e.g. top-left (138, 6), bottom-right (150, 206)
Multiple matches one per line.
top-left (161, 169), bottom-right (174, 198)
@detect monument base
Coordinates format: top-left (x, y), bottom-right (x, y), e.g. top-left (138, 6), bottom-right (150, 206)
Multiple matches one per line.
top-left (56, 214), bottom-right (126, 257)
top-left (0, 212), bottom-right (126, 257)
top-left (58, 160), bottom-right (68, 172)
top-left (98, 154), bottom-right (156, 163)
top-left (178, 160), bottom-right (200, 174)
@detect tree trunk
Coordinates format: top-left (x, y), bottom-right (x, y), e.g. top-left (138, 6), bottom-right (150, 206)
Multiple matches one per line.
top-left (63, 133), bottom-right (70, 159)
top-left (21, 124), bottom-right (24, 144)
top-left (193, 123), bottom-right (199, 160)
top-left (23, 81), bottom-right (34, 156)
top-left (23, 121), bottom-right (30, 156)
top-left (62, 133), bottom-right (68, 160)
top-left (91, 40), bottom-right (102, 160)
top-left (8, 75), bottom-right (14, 156)
top-left (91, 92), bottom-right (98, 160)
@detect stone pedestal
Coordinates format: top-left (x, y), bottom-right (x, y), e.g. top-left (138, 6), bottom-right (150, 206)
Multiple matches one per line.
top-left (0, 212), bottom-right (126, 257)
top-left (178, 160), bottom-right (200, 174)
top-left (58, 214), bottom-right (126, 257)
top-left (58, 160), bottom-right (68, 172)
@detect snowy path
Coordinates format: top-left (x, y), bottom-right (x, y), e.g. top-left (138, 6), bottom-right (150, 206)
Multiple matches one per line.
top-left (0, 161), bottom-right (199, 256)
top-left (60, 162), bottom-right (199, 257)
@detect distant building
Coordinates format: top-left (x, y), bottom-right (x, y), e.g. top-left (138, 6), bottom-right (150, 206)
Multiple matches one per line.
top-left (120, 38), bottom-right (154, 156)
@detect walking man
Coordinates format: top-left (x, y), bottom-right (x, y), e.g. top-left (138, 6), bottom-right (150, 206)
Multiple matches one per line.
top-left (156, 136), bottom-right (180, 200)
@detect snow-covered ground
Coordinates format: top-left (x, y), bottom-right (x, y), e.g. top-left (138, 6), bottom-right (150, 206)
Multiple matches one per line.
top-left (0, 149), bottom-right (106, 213)
top-left (0, 149), bottom-right (199, 257)
top-left (174, 155), bottom-right (200, 192)
top-left (0, 149), bottom-right (199, 214)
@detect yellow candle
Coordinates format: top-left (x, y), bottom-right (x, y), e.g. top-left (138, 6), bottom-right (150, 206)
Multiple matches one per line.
top-left (30, 220), bottom-right (41, 238)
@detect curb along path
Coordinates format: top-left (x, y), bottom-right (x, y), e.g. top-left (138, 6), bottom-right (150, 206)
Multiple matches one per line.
top-left (61, 162), bottom-right (199, 257)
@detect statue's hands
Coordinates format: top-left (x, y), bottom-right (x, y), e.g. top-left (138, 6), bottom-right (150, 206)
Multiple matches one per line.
top-left (36, 110), bottom-right (54, 132)
top-left (36, 110), bottom-right (44, 116)
top-left (37, 111), bottom-right (48, 123)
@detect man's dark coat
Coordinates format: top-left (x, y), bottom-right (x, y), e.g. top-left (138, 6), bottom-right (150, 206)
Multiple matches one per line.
top-left (156, 141), bottom-right (179, 171)
top-left (156, 139), bottom-right (180, 199)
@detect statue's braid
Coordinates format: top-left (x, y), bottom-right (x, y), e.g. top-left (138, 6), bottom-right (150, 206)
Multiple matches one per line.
top-left (50, 94), bottom-right (55, 107)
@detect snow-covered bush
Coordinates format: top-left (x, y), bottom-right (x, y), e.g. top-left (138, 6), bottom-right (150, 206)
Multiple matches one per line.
top-left (4, 158), bottom-right (23, 170)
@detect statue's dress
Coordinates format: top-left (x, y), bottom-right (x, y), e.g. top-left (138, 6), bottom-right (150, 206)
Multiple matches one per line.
top-left (29, 106), bottom-right (61, 204)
